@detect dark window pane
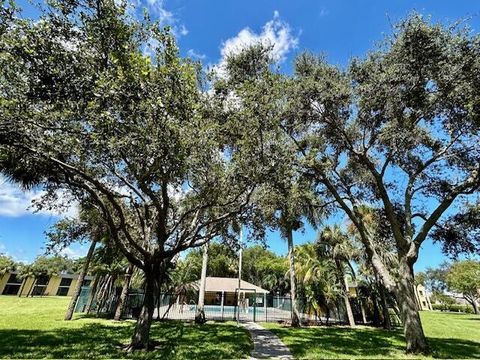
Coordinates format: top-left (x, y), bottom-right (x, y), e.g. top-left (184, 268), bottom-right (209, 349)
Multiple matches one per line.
top-left (7, 274), bottom-right (22, 284)
top-left (36, 275), bottom-right (50, 286)
top-left (56, 286), bottom-right (69, 296)
top-left (82, 280), bottom-right (91, 287)
top-left (59, 278), bottom-right (72, 287)
top-left (32, 285), bottom-right (46, 296)
top-left (2, 284), bottom-right (21, 295)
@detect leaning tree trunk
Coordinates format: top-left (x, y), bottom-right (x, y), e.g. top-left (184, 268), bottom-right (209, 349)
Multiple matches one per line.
top-left (396, 260), bottom-right (428, 354)
top-left (195, 244), bottom-right (209, 324)
top-left (129, 271), bottom-right (156, 350)
top-left (287, 227), bottom-right (301, 327)
top-left (65, 240), bottom-right (97, 320)
top-left (114, 264), bottom-right (134, 321)
top-left (472, 301), bottom-right (479, 314)
top-left (336, 261), bottom-right (355, 327)
top-left (355, 287), bottom-right (367, 324)
top-left (379, 281), bottom-right (392, 330)
top-left (464, 296), bottom-right (479, 314)
top-left (85, 275), bottom-right (100, 314)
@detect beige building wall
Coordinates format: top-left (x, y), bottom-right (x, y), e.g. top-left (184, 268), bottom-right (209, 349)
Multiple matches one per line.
top-left (67, 279), bottom-right (79, 297)
top-left (45, 276), bottom-right (61, 296)
top-left (415, 284), bottom-right (432, 310)
top-left (0, 273), bottom-right (9, 294)
top-left (1, 272), bottom-right (92, 297)
top-left (19, 277), bottom-right (35, 296)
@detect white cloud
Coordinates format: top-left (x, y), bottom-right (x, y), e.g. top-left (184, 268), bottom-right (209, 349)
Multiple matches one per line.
top-left (217, 10), bottom-right (298, 73)
top-left (131, 0), bottom-right (188, 45)
top-left (0, 176), bottom-right (78, 218)
top-left (59, 244), bottom-right (88, 260)
top-left (179, 24), bottom-right (188, 36)
top-left (187, 49), bottom-right (206, 60)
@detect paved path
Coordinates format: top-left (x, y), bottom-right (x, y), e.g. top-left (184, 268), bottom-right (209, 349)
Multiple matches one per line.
top-left (241, 322), bottom-right (293, 360)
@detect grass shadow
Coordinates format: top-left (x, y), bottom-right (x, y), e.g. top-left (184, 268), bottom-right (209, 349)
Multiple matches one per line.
top-left (270, 326), bottom-right (406, 358)
top-left (428, 337), bottom-right (480, 359)
top-left (0, 320), bottom-right (251, 359)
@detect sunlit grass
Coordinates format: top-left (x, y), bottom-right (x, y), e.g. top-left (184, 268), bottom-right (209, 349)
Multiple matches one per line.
top-left (0, 296), bottom-right (252, 359)
top-left (263, 311), bottom-right (480, 359)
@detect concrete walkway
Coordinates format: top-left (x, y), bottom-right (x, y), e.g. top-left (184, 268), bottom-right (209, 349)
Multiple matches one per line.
top-left (241, 322), bottom-right (293, 360)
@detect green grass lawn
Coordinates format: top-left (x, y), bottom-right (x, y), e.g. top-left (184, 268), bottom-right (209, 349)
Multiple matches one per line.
top-left (0, 296), bottom-right (252, 359)
top-left (263, 311), bottom-right (480, 359)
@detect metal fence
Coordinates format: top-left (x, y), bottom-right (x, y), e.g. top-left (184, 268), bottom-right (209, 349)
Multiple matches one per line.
top-left (76, 287), bottom-right (347, 324)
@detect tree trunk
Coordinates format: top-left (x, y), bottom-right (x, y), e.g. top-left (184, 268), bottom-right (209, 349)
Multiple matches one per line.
top-left (472, 301), bottom-right (479, 314)
top-left (355, 287), bottom-right (367, 324)
top-left (65, 240), bottom-right (97, 320)
top-left (287, 227), bottom-right (301, 327)
top-left (464, 296), bottom-right (479, 314)
top-left (114, 264), bottom-right (133, 321)
top-left (195, 244), bottom-right (208, 324)
top-left (336, 261), bottom-right (355, 327)
top-left (379, 282), bottom-right (392, 330)
top-left (129, 272), bottom-right (156, 350)
top-left (360, 300), bottom-right (367, 324)
top-left (372, 295), bottom-right (381, 326)
top-left (396, 260), bottom-right (429, 354)
top-left (85, 275), bottom-right (100, 314)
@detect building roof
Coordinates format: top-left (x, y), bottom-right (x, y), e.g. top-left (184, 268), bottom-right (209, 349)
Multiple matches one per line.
top-left (195, 277), bottom-right (269, 294)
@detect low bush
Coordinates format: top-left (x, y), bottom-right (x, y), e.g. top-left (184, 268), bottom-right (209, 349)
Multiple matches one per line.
top-left (432, 303), bottom-right (474, 313)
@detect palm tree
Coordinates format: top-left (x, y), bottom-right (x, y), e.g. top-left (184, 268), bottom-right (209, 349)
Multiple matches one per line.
top-left (295, 243), bottom-right (341, 324)
top-left (347, 205), bottom-right (398, 329)
top-left (317, 225), bottom-right (357, 326)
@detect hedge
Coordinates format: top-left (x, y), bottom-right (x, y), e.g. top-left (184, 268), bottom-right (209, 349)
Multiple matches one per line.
top-left (431, 303), bottom-right (474, 313)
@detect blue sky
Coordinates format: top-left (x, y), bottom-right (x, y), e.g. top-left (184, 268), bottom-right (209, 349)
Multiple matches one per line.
top-left (1, 0), bottom-right (479, 270)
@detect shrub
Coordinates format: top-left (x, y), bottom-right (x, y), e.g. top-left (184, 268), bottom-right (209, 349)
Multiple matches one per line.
top-left (432, 303), bottom-right (473, 313)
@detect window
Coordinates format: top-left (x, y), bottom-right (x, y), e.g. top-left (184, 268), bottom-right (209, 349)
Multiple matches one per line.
top-left (56, 278), bottom-right (72, 296)
top-left (2, 274), bottom-right (23, 295)
top-left (419, 290), bottom-right (423, 296)
top-left (82, 279), bottom-right (91, 287)
top-left (32, 275), bottom-right (50, 296)
top-left (7, 273), bottom-right (22, 284)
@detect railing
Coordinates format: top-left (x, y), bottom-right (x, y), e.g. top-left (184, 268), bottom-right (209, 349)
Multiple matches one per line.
top-left (75, 288), bottom-right (347, 324)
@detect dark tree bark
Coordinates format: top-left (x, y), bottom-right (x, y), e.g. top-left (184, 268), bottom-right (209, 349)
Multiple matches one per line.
top-left (396, 260), bottom-right (428, 353)
top-left (464, 296), bottom-right (479, 314)
top-left (114, 264), bottom-right (133, 321)
top-left (129, 270), bottom-right (156, 350)
top-left (379, 282), bottom-right (392, 330)
top-left (65, 240), bottom-right (97, 320)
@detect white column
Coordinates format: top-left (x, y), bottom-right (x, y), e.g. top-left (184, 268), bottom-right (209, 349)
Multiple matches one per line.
top-left (198, 244), bottom-right (208, 310)
top-left (264, 293), bottom-right (267, 321)
top-left (221, 291), bottom-right (225, 319)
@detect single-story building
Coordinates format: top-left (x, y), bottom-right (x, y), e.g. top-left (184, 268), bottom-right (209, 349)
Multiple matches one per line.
top-left (194, 276), bottom-right (269, 307)
top-left (0, 271), bottom-right (93, 297)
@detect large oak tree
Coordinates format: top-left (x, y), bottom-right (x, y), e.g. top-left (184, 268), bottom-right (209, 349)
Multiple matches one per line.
top-left (0, 0), bottom-right (257, 349)
top-left (286, 16), bottom-right (480, 353)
